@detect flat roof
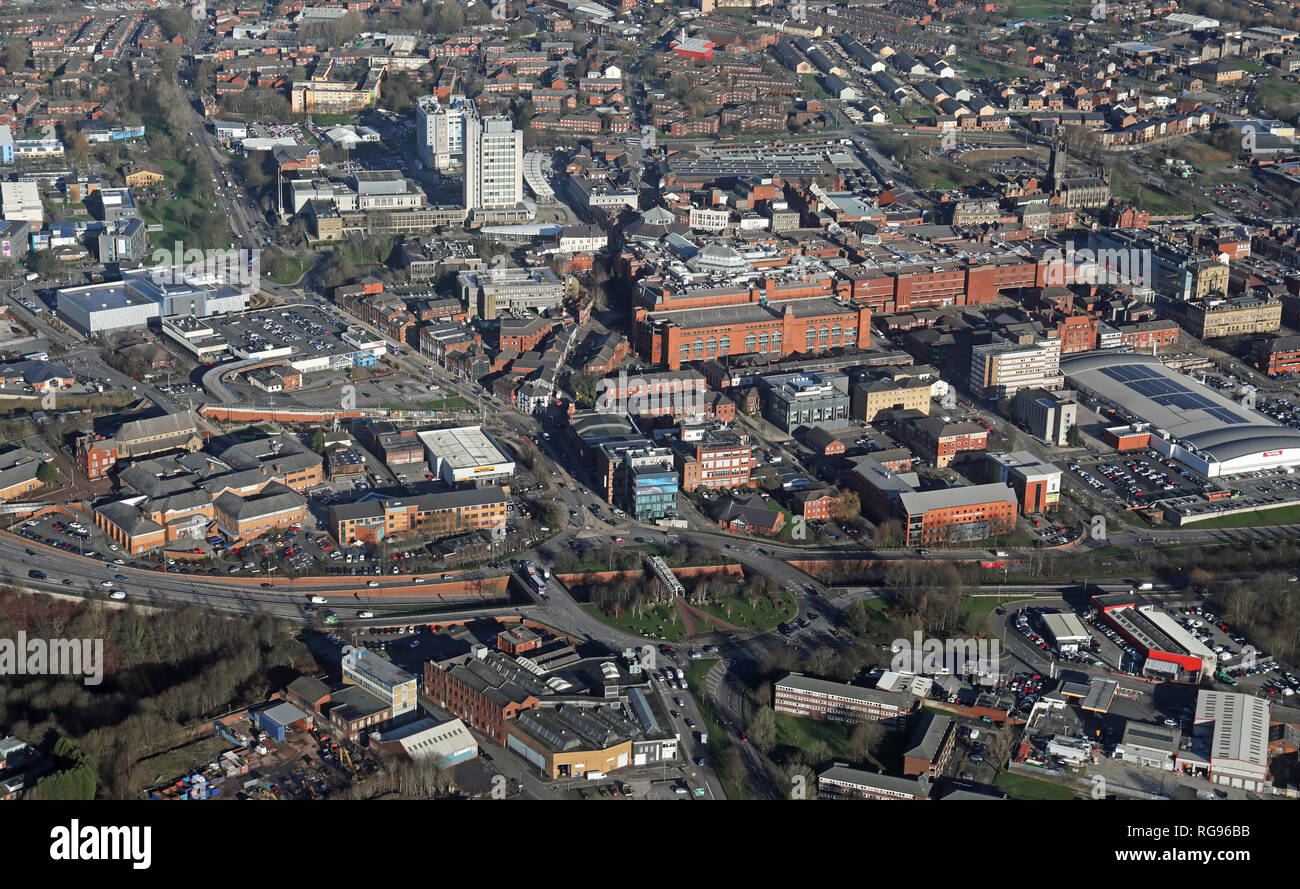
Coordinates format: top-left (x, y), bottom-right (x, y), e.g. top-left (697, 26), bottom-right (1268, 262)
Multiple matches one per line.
top-left (1042, 612), bottom-right (1091, 642)
top-left (1081, 678), bottom-right (1118, 713)
top-left (417, 426), bottom-right (510, 469)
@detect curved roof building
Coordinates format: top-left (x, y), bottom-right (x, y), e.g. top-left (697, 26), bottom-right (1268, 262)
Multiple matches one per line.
top-left (1061, 351), bottom-right (1300, 477)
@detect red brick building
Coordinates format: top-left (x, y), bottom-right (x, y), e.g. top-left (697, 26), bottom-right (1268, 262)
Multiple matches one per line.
top-left (1255, 335), bottom-right (1300, 377)
top-left (674, 433), bottom-right (755, 492)
top-left (424, 652), bottom-right (541, 744)
top-left (635, 298), bottom-right (870, 370)
top-left (892, 411), bottom-right (988, 468)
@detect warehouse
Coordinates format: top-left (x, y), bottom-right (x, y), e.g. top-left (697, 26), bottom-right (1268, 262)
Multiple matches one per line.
top-left (371, 717), bottom-right (478, 766)
top-left (1092, 591), bottom-right (1214, 679)
top-left (1186, 690), bottom-right (1271, 791)
top-left (56, 268), bottom-right (252, 336)
top-left (1062, 351), bottom-right (1300, 478)
top-left (418, 426), bottom-right (515, 487)
top-left (1041, 612), bottom-right (1092, 652)
top-left (255, 702), bottom-right (312, 741)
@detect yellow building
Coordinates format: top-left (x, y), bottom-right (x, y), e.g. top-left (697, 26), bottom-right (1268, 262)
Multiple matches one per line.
top-left (505, 712), bottom-right (634, 779)
top-left (850, 378), bottom-right (933, 422)
top-left (1184, 295), bottom-right (1281, 340)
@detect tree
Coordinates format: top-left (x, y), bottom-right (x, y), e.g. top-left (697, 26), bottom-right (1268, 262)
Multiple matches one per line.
top-left (1066, 424), bottom-right (1083, 447)
top-left (834, 489), bottom-right (861, 521)
top-left (1, 38), bottom-right (30, 72)
top-left (846, 721), bottom-right (884, 765)
top-left (748, 704), bottom-right (777, 752)
top-left (37, 461), bottom-right (60, 484)
top-left (570, 370), bottom-right (602, 409)
top-left (311, 429), bottom-right (326, 453)
top-left (874, 519), bottom-right (902, 549)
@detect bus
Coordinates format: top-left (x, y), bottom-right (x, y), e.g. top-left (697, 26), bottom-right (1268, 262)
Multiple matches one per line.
top-left (523, 562), bottom-right (548, 595)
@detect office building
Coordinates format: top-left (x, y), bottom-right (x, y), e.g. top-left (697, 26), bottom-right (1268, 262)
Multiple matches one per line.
top-left (464, 114), bottom-right (523, 212)
top-left (759, 371), bottom-right (851, 432)
top-left (987, 451), bottom-right (1062, 514)
top-left (329, 487), bottom-right (509, 544)
top-left (342, 651), bottom-right (418, 718)
top-left (969, 337), bottom-right (1063, 402)
top-left (774, 672), bottom-right (912, 726)
top-left (1013, 387), bottom-right (1077, 446)
top-left (817, 765), bottom-right (930, 800)
top-left (417, 94), bottom-right (470, 171)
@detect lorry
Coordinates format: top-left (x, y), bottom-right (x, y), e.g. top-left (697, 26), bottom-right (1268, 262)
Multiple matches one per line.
top-left (696, 731), bottom-right (708, 744)
top-left (1136, 582), bottom-right (1154, 591)
top-left (357, 610), bottom-right (375, 619)
top-left (585, 770), bottom-right (606, 781)
top-left (309, 595), bottom-right (328, 604)
top-left (676, 668), bottom-right (685, 680)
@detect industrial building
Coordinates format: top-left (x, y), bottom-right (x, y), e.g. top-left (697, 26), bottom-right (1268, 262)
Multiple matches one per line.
top-left (1185, 690), bottom-right (1271, 792)
top-left (416, 426), bottom-right (515, 487)
top-left (1063, 351), bottom-right (1300, 478)
top-left (56, 268), bottom-right (251, 337)
top-left (1040, 612), bottom-right (1092, 652)
top-left (1092, 592), bottom-right (1214, 679)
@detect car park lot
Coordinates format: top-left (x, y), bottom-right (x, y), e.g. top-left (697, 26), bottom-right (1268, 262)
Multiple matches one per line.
top-left (1067, 453), bottom-right (1202, 509)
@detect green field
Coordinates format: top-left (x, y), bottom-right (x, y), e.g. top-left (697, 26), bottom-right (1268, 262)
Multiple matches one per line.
top-left (264, 255), bottom-right (313, 285)
top-left (580, 602), bottom-right (686, 641)
top-left (694, 590), bottom-right (797, 633)
top-left (378, 395), bottom-right (474, 413)
top-left (682, 659), bottom-right (749, 800)
top-left (999, 0), bottom-right (1071, 19)
top-left (1183, 503), bottom-right (1300, 529)
top-left (995, 770), bottom-right (1076, 800)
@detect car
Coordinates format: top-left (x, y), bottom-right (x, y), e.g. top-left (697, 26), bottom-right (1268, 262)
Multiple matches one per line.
top-left (100, 580), bottom-right (114, 587)
top-left (366, 580), bottom-right (380, 587)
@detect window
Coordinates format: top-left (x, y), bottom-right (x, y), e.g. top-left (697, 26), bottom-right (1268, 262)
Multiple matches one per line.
top-left (693, 338), bottom-right (704, 353)
top-left (745, 333), bottom-right (756, 350)
top-left (758, 333), bottom-right (769, 351)
top-left (706, 336), bottom-right (717, 353)
top-left (719, 335), bottom-right (730, 351)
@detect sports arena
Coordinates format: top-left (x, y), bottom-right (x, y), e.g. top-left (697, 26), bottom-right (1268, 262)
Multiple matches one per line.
top-left (1062, 352), bottom-right (1300, 478)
